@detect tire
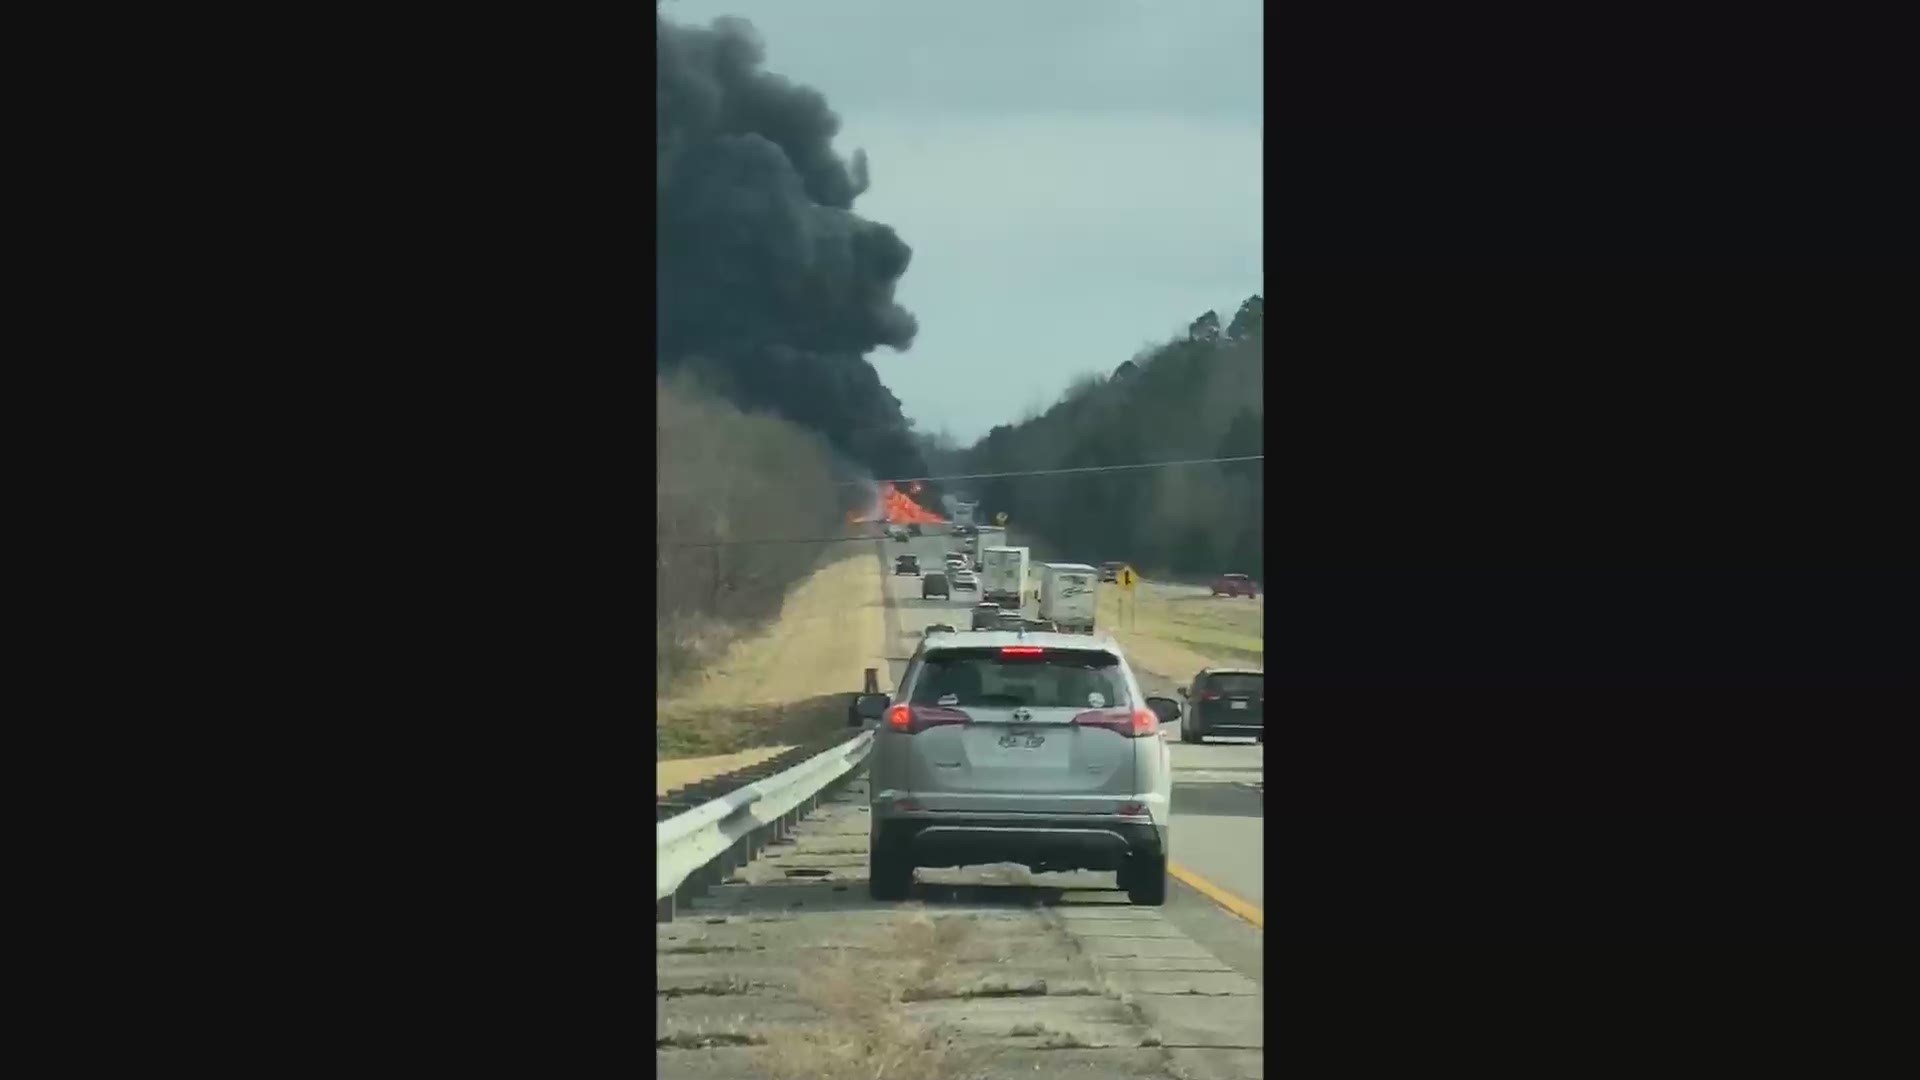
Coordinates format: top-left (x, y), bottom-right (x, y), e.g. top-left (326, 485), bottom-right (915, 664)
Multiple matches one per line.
top-left (869, 848), bottom-right (912, 901)
top-left (1125, 851), bottom-right (1168, 906)
top-left (1180, 723), bottom-right (1201, 744)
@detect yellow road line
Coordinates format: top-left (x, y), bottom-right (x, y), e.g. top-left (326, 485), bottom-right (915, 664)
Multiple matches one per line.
top-left (1169, 862), bottom-right (1264, 928)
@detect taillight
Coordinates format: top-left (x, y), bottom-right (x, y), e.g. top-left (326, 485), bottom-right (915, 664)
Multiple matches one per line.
top-left (1118, 802), bottom-right (1146, 816)
top-left (1000, 646), bottom-right (1044, 657)
top-left (1072, 708), bottom-right (1158, 738)
top-left (888, 705), bottom-right (970, 735)
top-left (1201, 692), bottom-right (1221, 701)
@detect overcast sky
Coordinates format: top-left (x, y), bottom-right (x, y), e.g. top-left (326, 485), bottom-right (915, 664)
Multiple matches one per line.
top-left (660, 0), bottom-right (1264, 444)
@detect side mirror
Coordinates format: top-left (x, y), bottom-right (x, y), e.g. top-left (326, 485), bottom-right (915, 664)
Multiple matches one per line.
top-left (1176, 686), bottom-right (1188, 699)
top-left (853, 693), bottom-right (889, 724)
top-left (1145, 695), bottom-right (1181, 724)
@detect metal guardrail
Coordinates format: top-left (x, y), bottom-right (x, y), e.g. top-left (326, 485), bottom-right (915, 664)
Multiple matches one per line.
top-left (656, 728), bottom-right (875, 922)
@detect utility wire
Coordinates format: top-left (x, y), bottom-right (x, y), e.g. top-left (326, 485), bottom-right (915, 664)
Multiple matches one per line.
top-left (658, 455), bottom-right (1264, 548)
top-left (860, 455), bottom-right (1262, 488)
top-left (660, 534), bottom-right (905, 550)
top-left (658, 454), bottom-right (1263, 497)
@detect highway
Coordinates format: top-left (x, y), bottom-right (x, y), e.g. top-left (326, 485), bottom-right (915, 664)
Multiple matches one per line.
top-left (885, 532), bottom-right (1264, 966)
top-left (655, 532), bottom-right (1262, 1079)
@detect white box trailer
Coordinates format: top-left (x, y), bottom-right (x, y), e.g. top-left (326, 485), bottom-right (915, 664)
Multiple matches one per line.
top-left (1039, 563), bottom-right (1099, 632)
top-left (969, 526), bottom-right (1006, 566)
top-left (980, 546), bottom-right (1029, 609)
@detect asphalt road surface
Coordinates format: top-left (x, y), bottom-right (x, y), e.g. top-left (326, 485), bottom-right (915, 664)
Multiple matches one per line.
top-left (885, 533), bottom-right (1263, 981)
top-left (656, 534), bottom-right (1262, 1079)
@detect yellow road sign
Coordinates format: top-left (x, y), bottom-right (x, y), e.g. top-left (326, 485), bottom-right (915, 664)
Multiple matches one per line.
top-left (1118, 565), bottom-right (1138, 589)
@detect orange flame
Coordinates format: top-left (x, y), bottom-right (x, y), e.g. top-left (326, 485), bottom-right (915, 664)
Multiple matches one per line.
top-left (849, 481), bottom-right (946, 525)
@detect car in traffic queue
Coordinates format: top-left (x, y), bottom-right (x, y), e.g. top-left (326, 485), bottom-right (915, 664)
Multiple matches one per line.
top-left (1099, 562), bottom-right (1124, 583)
top-left (848, 631), bottom-right (1181, 905)
top-left (921, 571), bottom-right (950, 600)
top-left (1210, 573), bottom-right (1258, 598)
top-left (969, 602), bottom-right (1001, 630)
top-left (895, 553), bottom-right (921, 576)
top-left (993, 611), bottom-right (1026, 631)
top-left (951, 568), bottom-right (979, 592)
top-left (1176, 668), bottom-right (1264, 743)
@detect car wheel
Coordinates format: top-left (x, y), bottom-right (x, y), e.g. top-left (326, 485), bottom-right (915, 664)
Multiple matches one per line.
top-left (869, 848), bottom-right (913, 901)
top-left (1180, 723), bottom-right (1200, 744)
top-left (1125, 851), bottom-right (1168, 906)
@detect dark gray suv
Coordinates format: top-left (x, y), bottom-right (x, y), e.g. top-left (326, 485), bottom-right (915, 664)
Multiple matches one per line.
top-left (1177, 668), bottom-right (1264, 743)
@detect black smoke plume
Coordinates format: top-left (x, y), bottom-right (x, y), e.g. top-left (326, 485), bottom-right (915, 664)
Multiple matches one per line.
top-left (657, 12), bottom-right (930, 488)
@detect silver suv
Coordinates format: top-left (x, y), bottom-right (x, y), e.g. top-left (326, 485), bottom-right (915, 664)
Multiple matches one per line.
top-left (852, 632), bottom-right (1179, 905)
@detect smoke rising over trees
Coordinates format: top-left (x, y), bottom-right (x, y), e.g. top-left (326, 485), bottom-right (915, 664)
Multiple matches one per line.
top-left (657, 11), bottom-right (930, 486)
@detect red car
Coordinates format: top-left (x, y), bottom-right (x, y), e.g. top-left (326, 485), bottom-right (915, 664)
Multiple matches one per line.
top-left (1211, 573), bottom-right (1258, 598)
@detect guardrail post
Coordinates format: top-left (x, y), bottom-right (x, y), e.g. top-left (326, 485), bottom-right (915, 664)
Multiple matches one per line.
top-left (658, 731), bottom-right (876, 922)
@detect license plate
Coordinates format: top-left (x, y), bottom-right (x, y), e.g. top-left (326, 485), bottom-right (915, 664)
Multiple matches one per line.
top-left (1229, 700), bottom-right (1248, 710)
top-left (996, 731), bottom-right (1046, 749)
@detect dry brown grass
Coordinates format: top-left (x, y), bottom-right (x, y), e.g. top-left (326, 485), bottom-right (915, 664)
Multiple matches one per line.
top-left (1096, 582), bottom-right (1263, 684)
top-left (752, 910), bottom-right (988, 1080)
top-left (658, 550), bottom-right (887, 760)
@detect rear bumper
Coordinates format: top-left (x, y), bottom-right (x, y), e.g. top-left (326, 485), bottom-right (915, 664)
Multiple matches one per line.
top-left (1192, 711), bottom-right (1264, 735)
top-left (876, 813), bottom-right (1167, 873)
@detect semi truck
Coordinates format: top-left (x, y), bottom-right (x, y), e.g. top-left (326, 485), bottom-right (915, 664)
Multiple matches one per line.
top-left (1038, 563), bottom-right (1099, 633)
top-left (979, 545), bottom-right (1030, 609)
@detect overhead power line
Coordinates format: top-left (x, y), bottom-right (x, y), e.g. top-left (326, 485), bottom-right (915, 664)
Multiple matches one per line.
top-left (858, 455), bottom-right (1263, 488)
top-left (658, 454), bottom-right (1264, 497)
top-left (657, 453), bottom-right (1264, 548)
top-left (661, 534), bottom-right (901, 550)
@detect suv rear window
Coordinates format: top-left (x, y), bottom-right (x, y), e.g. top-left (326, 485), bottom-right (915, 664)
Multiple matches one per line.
top-left (1202, 673), bottom-right (1263, 694)
top-left (911, 648), bottom-right (1130, 709)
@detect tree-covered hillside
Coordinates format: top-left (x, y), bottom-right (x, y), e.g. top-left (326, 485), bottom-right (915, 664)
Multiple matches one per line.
top-left (962, 295), bottom-right (1263, 578)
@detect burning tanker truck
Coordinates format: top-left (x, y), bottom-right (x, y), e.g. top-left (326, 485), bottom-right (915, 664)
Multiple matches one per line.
top-left (847, 481), bottom-right (946, 540)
